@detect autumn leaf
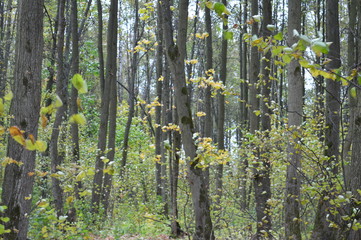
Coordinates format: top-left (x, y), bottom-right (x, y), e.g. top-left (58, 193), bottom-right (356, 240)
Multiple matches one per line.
top-left (71, 74), bottom-right (88, 94)
top-left (35, 140), bottom-right (47, 152)
top-left (41, 115), bottom-right (48, 128)
top-left (69, 113), bottom-right (87, 125)
top-left (9, 126), bottom-right (25, 145)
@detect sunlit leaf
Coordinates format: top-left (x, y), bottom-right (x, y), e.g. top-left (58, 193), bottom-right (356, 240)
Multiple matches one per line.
top-left (25, 139), bottom-right (36, 151)
top-left (9, 126), bottom-right (25, 145)
top-left (350, 87), bottom-right (357, 98)
top-left (35, 140), bottom-right (47, 152)
top-left (38, 201), bottom-right (49, 208)
top-left (213, 2), bottom-right (225, 15)
top-left (71, 74), bottom-right (88, 94)
top-left (66, 196), bottom-right (74, 204)
top-left (69, 113), bottom-right (87, 125)
top-left (54, 95), bottom-right (63, 108)
top-left (223, 31), bottom-right (233, 40)
top-left (41, 115), bottom-right (48, 128)
top-left (274, 32), bottom-right (283, 41)
top-left (311, 41), bottom-right (329, 56)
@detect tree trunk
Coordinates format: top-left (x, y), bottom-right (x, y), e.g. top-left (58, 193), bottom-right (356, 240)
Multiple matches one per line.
top-left (1, 0), bottom-right (44, 239)
top-left (121, 0), bottom-right (139, 171)
top-left (253, 0), bottom-right (273, 238)
top-left (91, 0), bottom-right (118, 214)
top-left (215, 0), bottom-right (227, 210)
top-left (239, 0), bottom-right (249, 211)
top-left (155, 0), bottom-right (163, 198)
top-left (67, 0), bottom-right (81, 223)
top-left (161, 0), bottom-right (214, 238)
top-left (285, 1), bottom-right (302, 239)
top-left (312, 0), bottom-right (341, 239)
top-left (50, 0), bottom-right (67, 218)
top-left (349, 1), bottom-right (361, 239)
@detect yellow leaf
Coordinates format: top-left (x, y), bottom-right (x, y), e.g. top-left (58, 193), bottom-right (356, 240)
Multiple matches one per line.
top-left (69, 113), bottom-right (87, 125)
top-left (25, 139), bottom-right (36, 151)
top-left (254, 110), bottom-right (261, 116)
top-left (35, 140), bottom-right (47, 152)
top-left (66, 196), bottom-right (74, 204)
top-left (38, 201), bottom-right (49, 208)
top-left (41, 115), bottom-right (48, 128)
top-left (54, 95), bottom-right (63, 108)
top-left (0, 126), bottom-right (5, 135)
top-left (196, 111), bottom-right (206, 117)
top-left (71, 74), bottom-right (87, 94)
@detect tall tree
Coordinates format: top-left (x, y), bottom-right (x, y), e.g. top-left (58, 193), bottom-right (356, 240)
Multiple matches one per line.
top-left (215, 0), bottom-right (228, 210)
top-left (121, 0), bottom-right (139, 170)
top-left (349, 1), bottom-right (361, 239)
top-left (253, 0), bottom-right (273, 238)
top-left (0, 0), bottom-right (44, 238)
top-left (91, 0), bottom-right (118, 214)
top-left (285, 0), bottom-right (302, 239)
top-left (239, 0), bottom-right (249, 210)
top-left (312, 0), bottom-right (341, 238)
top-left (50, 0), bottom-right (67, 218)
top-left (68, 0), bottom-right (81, 222)
top-left (161, 0), bottom-right (214, 237)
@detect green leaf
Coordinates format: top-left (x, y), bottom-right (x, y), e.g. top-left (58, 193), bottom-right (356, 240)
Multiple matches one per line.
top-left (311, 41), bottom-right (329, 56)
top-left (71, 74), bottom-right (88, 94)
top-left (358, 74), bottom-right (361, 85)
top-left (350, 87), bottom-right (357, 98)
top-left (213, 2), bottom-right (225, 15)
top-left (274, 32), bottom-right (283, 41)
top-left (282, 54), bottom-right (292, 64)
top-left (223, 31), bottom-right (233, 40)
top-left (0, 217), bottom-right (9, 223)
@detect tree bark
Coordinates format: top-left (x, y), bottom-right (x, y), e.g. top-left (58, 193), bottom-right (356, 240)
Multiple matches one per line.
top-left (161, 0), bottom-right (214, 237)
top-left (1, 0), bottom-right (44, 239)
top-left (349, 1), bottom-right (361, 239)
top-left (285, 1), bottom-right (302, 239)
top-left (155, 0), bottom-right (163, 198)
top-left (253, 0), bottom-right (273, 238)
top-left (91, 0), bottom-right (118, 214)
top-left (312, 0), bottom-right (341, 239)
top-left (50, 0), bottom-right (67, 218)
top-left (215, 0), bottom-right (227, 210)
top-left (121, 0), bottom-right (139, 171)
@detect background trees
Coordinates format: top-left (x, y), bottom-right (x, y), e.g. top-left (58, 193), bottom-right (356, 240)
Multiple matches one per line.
top-left (0, 0), bottom-right (360, 239)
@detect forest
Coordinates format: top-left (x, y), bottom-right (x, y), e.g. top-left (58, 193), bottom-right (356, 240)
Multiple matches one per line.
top-left (0, 0), bottom-right (360, 239)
